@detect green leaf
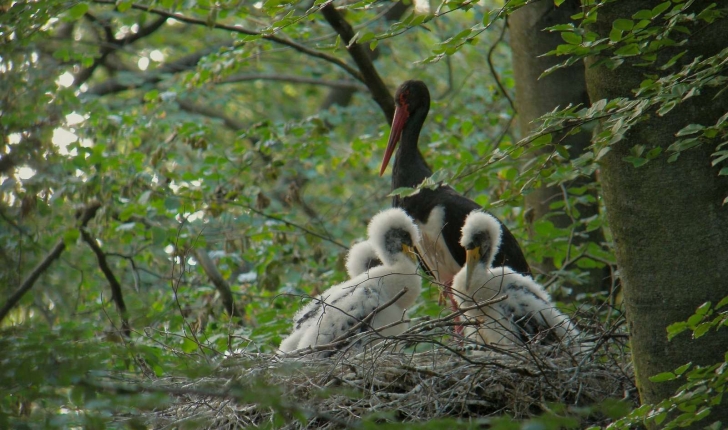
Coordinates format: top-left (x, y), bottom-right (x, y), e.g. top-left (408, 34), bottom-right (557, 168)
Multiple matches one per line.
top-left (64, 228), bottom-right (80, 247)
top-left (531, 133), bottom-right (553, 147)
top-left (711, 150), bottom-right (728, 167)
top-left (613, 19), bottom-right (634, 31)
top-left (614, 43), bottom-right (640, 56)
top-left (693, 323), bottom-right (712, 339)
top-left (667, 321), bottom-right (688, 340)
top-left (68, 2), bottom-right (89, 20)
top-left (657, 100), bottom-right (678, 116)
top-left (661, 50), bottom-right (687, 70)
top-left (687, 313), bottom-right (704, 327)
top-left (676, 123), bottom-right (705, 137)
top-left (561, 32), bottom-right (582, 45)
top-left (181, 338), bottom-right (198, 353)
top-left (645, 147), bottom-right (662, 160)
top-left (652, 2), bottom-right (671, 17)
top-left (623, 156), bottom-right (648, 168)
top-left (609, 28), bottom-right (623, 43)
top-left (554, 0), bottom-right (565, 6)
top-left (715, 112), bottom-right (728, 127)
top-left (355, 31), bottom-right (375, 45)
top-left (649, 371), bottom-right (677, 382)
top-left (716, 295), bottom-right (728, 309)
top-left (117, 0), bottom-right (132, 12)
top-left (675, 362), bottom-right (692, 375)
top-left (695, 301), bottom-right (712, 316)
top-left (387, 187), bottom-right (420, 198)
top-left (633, 9), bottom-right (654, 20)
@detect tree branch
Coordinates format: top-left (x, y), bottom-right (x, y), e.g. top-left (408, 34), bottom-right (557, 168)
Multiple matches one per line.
top-left (239, 203), bottom-right (348, 250)
top-left (90, 0), bottom-right (364, 82)
top-left (191, 248), bottom-right (245, 320)
top-left (80, 228), bottom-right (132, 338)
top-left (220, 73), bottom-right (366, 91)
top-left (87, 45), bottom-right (225, 95)
top-left (0, 201), bottom-right (102, 324)
top-left (75, 13), bottom-right (167, 86)
top-left (320, 4), bottom-right (395, 122)
top-left (176, 98), bottom-right (246, 131)
top-left (0, 154), bottom-right (15, 175)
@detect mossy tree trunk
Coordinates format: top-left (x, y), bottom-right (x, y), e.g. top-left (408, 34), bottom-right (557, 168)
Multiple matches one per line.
top-left (510, 0), bottom-right (609, 294)
top-left (584, 1), bottom-right (728, 425)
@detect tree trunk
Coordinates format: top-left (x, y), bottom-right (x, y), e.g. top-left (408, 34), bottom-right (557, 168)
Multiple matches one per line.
top-left (584, 1), bottom-right (728, 425)
top-left (510, 0), bottom-right (609, 294)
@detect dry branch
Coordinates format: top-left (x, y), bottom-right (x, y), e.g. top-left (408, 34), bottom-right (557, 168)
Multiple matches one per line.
top-left (320, 4), bottom-right (395, 122)
top-left (80, 227), bottom-right (132, 338)
top-left (192, 248), bottom-right (245, 320)
top-left (145, 326), bottom-right (635, 429)
top-left (0, 201), bottom-right (102, 324)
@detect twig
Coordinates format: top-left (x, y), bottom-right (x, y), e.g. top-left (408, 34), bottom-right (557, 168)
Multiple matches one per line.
top-left (219, 74), bottom-right (366, 91)
top-left (90, 0), bottom-right (364, 82)
top-left (487, 16), bottom-right (515, 114)
top-left (80, 227), bottom-right (132, 338)
top-left (282, 287), bottom-right (409, 357)
top-left (320, 4), bottom-right (395, 122)
top-left (75, 13), bottom-right (167, 86)
top-left (88, 44), bottom-right (225, 95)
top-left (192, 248), bottom-right (245, 320)
top-left (0, 201), bottom-right (102, 324)
top-left (238, 202), bottom-right (348, 250)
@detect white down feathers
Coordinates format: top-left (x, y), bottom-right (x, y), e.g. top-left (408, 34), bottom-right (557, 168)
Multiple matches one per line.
top-left (345, 241), bottom-right (382, 278)
top-left (278, 209), bottom-right (422, 354)
top-left (452, 211), bottom-right (581, 350)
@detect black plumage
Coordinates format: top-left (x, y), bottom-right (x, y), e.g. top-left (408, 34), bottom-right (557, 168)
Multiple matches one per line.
top-left (380, 80), bottom-right (531, 288)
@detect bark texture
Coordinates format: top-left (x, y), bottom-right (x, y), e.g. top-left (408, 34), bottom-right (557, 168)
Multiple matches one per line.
top-left (584, 1), bottom-right (728, 425)
top-left (510, 0), bottom-right (608, 293)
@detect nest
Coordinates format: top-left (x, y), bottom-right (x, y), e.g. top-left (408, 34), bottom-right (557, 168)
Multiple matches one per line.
top-left (146, 321), bottom-right (635, 429)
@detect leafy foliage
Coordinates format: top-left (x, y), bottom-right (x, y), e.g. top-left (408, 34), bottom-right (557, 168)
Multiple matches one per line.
top-left (602, 296), bottom-right (728, 430)
top-left (1, 0), bottom-right (725, 427)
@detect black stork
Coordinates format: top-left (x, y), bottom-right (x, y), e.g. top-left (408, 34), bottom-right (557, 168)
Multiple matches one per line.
top-left (379, 80), bottom-right (532, 317)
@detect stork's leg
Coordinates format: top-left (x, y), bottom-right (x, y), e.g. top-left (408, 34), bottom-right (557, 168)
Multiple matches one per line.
top-left (440, 281), bottom-right (463, 335)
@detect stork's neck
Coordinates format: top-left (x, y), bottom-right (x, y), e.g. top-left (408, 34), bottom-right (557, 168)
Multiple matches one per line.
top-left (392, 109), bottom-right (432, 190)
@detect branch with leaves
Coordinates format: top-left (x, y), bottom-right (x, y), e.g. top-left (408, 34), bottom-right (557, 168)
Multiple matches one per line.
top-left (89, 0), bottom-right (364, 82)
top-left (0, 201), bottom-right (102, 324)
top-left (80, 227), bottom-right (132, 338)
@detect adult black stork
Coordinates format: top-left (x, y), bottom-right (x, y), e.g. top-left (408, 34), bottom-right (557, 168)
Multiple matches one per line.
top-left (379, 80), bottom-right (532, 315)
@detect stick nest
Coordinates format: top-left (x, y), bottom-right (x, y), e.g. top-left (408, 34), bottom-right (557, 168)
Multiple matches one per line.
top-left (147, 325), bottom-right (634, 429)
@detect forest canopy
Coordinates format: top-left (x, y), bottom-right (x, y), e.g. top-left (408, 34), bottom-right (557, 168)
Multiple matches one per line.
top-left (1, 0), bottom-right (727, 428)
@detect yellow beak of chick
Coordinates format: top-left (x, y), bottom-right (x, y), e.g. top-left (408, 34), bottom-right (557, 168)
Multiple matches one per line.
top-left (464, 246), bottom-right (481, 289)
top-left (402, 244), bottom-right (417, 264)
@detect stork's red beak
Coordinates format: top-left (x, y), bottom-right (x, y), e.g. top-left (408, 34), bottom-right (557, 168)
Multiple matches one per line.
top-left (379, 105), bottom-right (409, 176)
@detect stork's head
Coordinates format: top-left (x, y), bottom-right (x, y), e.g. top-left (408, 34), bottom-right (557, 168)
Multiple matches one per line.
top-left (379, 80), bottom-right (431, 176)
top-left (368, 208), bottom-right (421, 266)
top-left (460, 211), bottom-right (502, 287)
top-left (345, 241), bottom-right (382, 278)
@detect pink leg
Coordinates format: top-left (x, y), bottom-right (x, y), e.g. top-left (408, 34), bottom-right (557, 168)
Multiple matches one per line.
top-left (443, 280), bottom-right (463, 335)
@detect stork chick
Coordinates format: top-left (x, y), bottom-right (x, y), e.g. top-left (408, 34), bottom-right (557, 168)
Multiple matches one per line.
top-left (279, 208), bottom-right (422, 354)
top-left (452, 211), bottom-right (580, 350)
top-left (345, 240), bottom-right (382, 278)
